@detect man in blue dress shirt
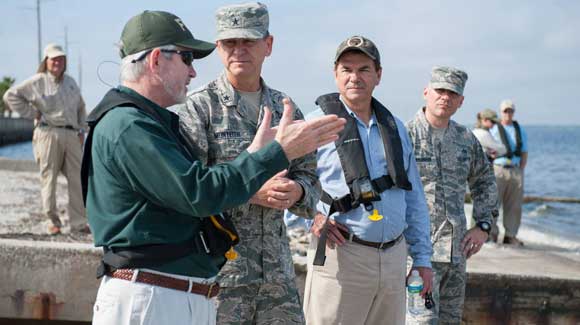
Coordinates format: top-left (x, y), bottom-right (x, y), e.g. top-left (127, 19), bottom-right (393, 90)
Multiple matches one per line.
top-left (285, 36), bottom-right (432, 325)
top-left (490, 99), bottom-right (528, 245)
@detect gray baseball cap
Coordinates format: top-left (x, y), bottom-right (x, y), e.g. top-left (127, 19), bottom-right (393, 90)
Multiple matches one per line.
top-left (335, 35), bottom-right (381, 67)
top-left (215, 2), bottom-right (269, 41)
top-left (429, 66), bottom-right (468, 95)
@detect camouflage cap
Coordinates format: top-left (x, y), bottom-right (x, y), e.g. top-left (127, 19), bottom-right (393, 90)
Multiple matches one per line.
top-left (429, 66), bottom-right (468, 95)
top-left (119, 10), bottom-right (215, 59)
top-left (500, 99), bottom-right (515, 111)
top-left (215, 2), bottom-right (269, 41)
top-left (479, 108), bottom-right (498, 122)
top-left (335, 35), bottom-right (381, 67)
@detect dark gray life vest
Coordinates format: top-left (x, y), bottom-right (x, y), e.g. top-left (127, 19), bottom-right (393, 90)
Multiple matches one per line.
top-left (496, 121), bottom-right (523, 159)
top-left (313, 93), bottom-right (412, 266)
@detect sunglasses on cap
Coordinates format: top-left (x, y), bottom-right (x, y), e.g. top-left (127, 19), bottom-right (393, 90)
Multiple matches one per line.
top-left (502, 109), bottom-right (515, 113)
top-left (131, 49), bottom-right (194, 66)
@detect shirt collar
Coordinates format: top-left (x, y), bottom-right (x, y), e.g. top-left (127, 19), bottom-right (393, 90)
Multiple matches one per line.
top-left (339, 96), bottom-right (376, 127)
top-left (117, 85), bottom-right (176, 121)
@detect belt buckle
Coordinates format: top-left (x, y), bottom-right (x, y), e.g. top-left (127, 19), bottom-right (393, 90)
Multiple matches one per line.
top-left (206, 282), bottom-right (216, 299)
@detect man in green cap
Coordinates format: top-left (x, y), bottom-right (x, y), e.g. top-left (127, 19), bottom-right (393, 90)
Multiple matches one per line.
top-left (406, 66), bottom-right (498, 324)
top-left (172, 2), bottom-right (318, 324)
top-left (84, 10), bottom-right (345, 325)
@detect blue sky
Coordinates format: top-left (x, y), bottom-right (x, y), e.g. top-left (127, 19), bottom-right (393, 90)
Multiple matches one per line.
top-left (1, 0), bottom-right (579, 125)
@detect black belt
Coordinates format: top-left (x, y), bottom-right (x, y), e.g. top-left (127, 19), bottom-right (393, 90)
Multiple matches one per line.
top-left (497, 164), bottom-right (518, 169)
top-left (39, 122), bottom-right (75, 130)
top-left (338, 228), bottom-right (403, 250)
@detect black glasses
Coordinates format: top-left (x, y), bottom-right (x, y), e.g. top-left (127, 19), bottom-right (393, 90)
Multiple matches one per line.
top-left (131, 49), bottom-right (194, 66)
top-left (160, 50), bottom-right (194, 66)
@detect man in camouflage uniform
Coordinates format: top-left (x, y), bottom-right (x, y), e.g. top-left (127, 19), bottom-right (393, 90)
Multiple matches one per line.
top-left (406, 66), bottom-right (497, 324)
top-left (173, 3), bottom-right (318, 324)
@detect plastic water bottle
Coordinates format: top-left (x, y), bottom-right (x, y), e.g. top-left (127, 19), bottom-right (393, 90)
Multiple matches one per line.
top-left (407, 270), bottom-right (424, 315)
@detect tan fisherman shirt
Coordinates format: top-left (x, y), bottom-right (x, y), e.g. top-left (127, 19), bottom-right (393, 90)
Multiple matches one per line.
top-left (3, 73), bottom-right (87, 131)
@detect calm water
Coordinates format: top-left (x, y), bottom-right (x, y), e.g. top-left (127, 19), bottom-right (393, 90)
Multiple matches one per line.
top-left (1, 126), bottom-right (579, 251)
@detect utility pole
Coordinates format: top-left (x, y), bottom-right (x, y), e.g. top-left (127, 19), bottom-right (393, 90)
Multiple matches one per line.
top-left (36, 0), bottom-right (42, 63)
top-left (78, 54), bottom-right (82, 91)
top-left (64, 26), bottom-right (68, 54)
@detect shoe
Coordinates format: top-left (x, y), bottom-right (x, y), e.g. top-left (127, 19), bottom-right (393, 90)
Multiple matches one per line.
top-left (71, 224), bottom-right (91, 234)
top-left (47, 225), bottom-right (61, 235)
top-left (503, 236), bottom-right (524, 246)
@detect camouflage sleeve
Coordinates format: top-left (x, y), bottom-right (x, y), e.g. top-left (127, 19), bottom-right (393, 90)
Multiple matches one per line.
top-left (286, 101), bottom-right (321, 219)
top-left (468, 136), bottom-right (497, 224)
top-left (173, 95), bottom-right (210, 165)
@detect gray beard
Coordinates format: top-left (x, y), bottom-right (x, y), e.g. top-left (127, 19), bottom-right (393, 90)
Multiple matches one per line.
top-left (158, 73), bottom-right (187, 105)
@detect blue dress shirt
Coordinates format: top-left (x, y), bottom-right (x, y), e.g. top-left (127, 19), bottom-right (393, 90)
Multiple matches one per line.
top-left (285, 102), bottom-right (432, 268)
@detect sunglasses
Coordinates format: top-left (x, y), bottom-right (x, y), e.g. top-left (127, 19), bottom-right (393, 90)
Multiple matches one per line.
top-left (502, 109), bottom-right (514, 113)
top-left (160, 49), bottom-right (194, 66)
top-left (131, 49), bottom-right (194, 66)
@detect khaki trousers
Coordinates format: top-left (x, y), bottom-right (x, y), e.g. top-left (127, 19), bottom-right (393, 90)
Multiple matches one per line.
top-left (493, 165), bottom-right (524, 238)
top-left (304, 234), bottom-right (407, 325)
top-left (33, 126), bottom-right (85, 229)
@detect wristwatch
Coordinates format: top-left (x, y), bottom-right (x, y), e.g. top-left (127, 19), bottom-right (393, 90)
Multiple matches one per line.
top-left (476, 221), bottom-right (491, 234)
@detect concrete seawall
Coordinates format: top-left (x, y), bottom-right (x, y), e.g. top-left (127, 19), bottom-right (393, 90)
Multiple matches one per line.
top-left (0, 118), bottom-right (33, 146)
top-left (0, 159), bottom-right (579, 323)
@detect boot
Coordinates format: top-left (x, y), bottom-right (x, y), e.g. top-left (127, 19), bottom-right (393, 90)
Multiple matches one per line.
top-left (503, 236), bottom-right (524, 246)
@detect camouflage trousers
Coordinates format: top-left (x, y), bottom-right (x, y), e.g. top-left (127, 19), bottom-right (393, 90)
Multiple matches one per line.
top-left (216, 282), bottom-right (305, 325)
top-left (407, 261), bottom-right (466, 325)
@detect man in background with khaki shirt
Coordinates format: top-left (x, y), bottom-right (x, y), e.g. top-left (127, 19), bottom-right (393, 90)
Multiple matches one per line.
top-left (3, 43), bottom-right (88, 235)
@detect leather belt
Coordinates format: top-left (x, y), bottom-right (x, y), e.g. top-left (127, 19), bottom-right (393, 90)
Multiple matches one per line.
top-left (39, 122), bottom-right (75, 130)
top-left (338, 228), bottom-right (403, 250)
top-left (108, 269), bottom-right (220, 298)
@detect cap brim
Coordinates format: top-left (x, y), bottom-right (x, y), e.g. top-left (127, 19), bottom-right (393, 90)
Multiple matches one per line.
top-left (429, 82), bottom-right (463, 95)
top-left (176, 38), bottom-right (216, 59)
top-left (215, 29), bottom-right (266, 41)
top-left (335, 46), bottom-right (377, 63)
top-left (46, 50), bottom-right (66, 59)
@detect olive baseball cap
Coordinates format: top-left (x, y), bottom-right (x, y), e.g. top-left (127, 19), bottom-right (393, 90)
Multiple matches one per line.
top-left (119, 10), bottom-right (215, 59)
top-left (429, 66), bottom-right (468, 95)
top-left (334, 35), bottom-right (381, 67)
top-left (215, 2), bottom-right (269, 41)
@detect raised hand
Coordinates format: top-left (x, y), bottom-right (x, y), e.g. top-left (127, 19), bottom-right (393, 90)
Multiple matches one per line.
top-left (276, 98), bottom-right (345, 160)
top-left (247, 98), bottom-right (346, 160)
